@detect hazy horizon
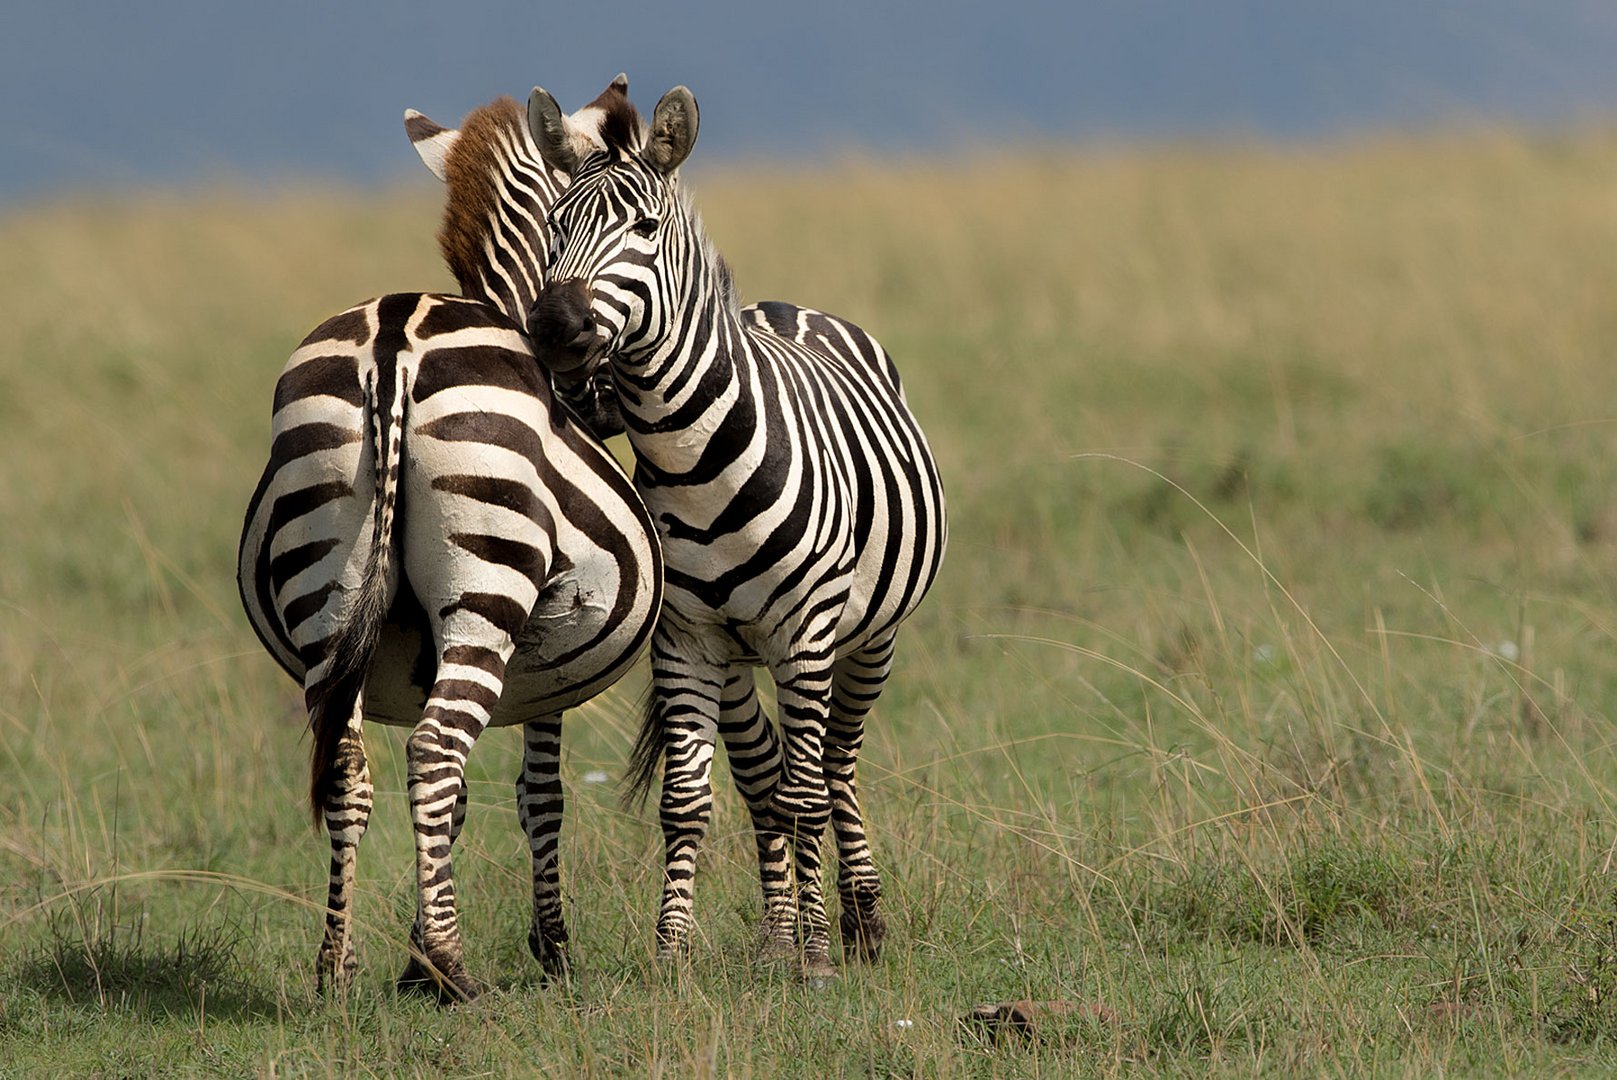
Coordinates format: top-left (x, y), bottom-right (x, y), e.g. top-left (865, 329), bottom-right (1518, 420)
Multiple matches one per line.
top-left (6, 2), bottom-right (1617, 205)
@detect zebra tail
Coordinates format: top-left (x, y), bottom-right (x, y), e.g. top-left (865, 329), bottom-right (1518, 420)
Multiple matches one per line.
top-left (621, 687), bottom-right (663, 808)
top-left (307, 369), bottom-right (404, 826)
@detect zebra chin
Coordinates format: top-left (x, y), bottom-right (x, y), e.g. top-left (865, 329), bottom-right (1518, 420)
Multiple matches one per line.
top-left (552, 362), bottom-right (625, 439)
top-left (529, 333), bottom-right (602, 375)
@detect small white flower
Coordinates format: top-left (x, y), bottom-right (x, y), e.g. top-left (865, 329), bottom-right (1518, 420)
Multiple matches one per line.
top-left (891, 1019), bottom-right (914, 1030)
top-left (581, 770), bottom-right (610, 784)
top-left (1495, 641), bottom-right (1520, 661)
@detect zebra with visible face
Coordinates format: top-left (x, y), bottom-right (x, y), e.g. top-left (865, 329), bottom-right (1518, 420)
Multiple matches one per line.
top-left (237, 79), bottom-right (661, 1002)
top-left (526, 84), bottom-right (948, 977)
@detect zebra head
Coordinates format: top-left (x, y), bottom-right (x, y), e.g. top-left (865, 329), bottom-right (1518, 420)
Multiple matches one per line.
top-left (406, 77), bottom-right (639, 436)
top-left (403, 77), bottom-right (639, 317)
top-left (526, 85), bottom-right (700, 373)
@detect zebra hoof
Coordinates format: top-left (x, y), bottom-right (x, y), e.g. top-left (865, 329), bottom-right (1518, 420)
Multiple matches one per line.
top-left (840, 906), bottom-right (886, 963)
top-left (754, 931), bottom-right (798, 968)
top-left (800, 951), bottom-right (840, 988)
top-left (396, 955), bottom-right (479, 1005)
top-left (528, 926), bottom-right (572, 981)
top-left (315, 943), bottom-right (358, 995)
top-left (654, 920), bottom-right (694, 964)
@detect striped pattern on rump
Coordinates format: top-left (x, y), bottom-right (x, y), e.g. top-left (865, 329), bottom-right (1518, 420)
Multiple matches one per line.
top-left (238, 291), bottom-right (660, 1001)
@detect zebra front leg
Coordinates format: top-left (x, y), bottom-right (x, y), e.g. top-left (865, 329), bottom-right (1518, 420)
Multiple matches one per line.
top-left (827, 633), bottom-right (897, 962)
top-left (650, 640), bottom-right (725, 959)
top-left (715, 668), bottom-right (794, 962)
top-left (517, 714), bottom-right (570, 978)
top-left (316, 697), bottom-right (373, 993)
top-left (397, 646), bottom-right (508, 1003)
top-left (770, 655), bottom-right (837, 978)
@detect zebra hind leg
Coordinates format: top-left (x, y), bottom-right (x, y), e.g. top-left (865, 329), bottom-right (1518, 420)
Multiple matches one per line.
top-left (315, 697), bottom-right (373, 993)
top-left (397, 779), bottom-right (471, 1001)
top-left (397, 646), bottom-right (508, 1003)
top-left (714, 668), bottom-right (795, 964)
top-left (517, 714), bottom-right (570, 978)
top-left (827, 633), bottom-right (898, 963)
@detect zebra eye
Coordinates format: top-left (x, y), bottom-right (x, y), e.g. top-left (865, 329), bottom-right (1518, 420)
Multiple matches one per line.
top-left (630, 216), bottom-right (659, 238)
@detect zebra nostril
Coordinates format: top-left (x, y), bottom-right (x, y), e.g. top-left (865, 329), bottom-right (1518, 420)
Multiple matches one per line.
top-left (529, 284), bottom-right (589, 346)
top-left (529, 281), bottom-right (601, 371)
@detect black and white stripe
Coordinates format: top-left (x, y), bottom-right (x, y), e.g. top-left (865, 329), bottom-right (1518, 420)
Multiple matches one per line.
top-left (527, 85), bottom-right (947, 977)
top-left (237, 83), bottom-right (662, 1002)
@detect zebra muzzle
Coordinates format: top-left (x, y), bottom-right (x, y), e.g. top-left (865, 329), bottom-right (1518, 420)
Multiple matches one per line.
top-left (527, 279), bottom-right (600, 374)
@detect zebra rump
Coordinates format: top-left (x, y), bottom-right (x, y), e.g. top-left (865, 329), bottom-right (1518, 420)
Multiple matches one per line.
top-left (237, 77), bottom-right (666, 1001)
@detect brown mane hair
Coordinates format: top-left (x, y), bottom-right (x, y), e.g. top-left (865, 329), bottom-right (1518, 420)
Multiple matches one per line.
top-left (593, 84), bottom-right (644, 155)
top-left (436, 96), bottom-right (551, 303)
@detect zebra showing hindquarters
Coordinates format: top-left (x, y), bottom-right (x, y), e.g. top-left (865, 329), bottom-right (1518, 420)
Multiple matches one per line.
top-left (526, 85), bottom-right (947, 978)
top-left (237, 81), bottom-right (661, 1002)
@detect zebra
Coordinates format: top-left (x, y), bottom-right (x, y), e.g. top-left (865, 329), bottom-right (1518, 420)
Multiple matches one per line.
top-left (525, 84), bottom-right (948, 978)
top-left (236, 79), bottom-right (662, 1002)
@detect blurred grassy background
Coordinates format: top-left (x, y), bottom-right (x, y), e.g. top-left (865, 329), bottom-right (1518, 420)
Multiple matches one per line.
top-left (4, 131), bottom-right (1617, 1075)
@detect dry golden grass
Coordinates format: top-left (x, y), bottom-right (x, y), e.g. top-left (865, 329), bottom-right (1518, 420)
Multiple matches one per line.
top-left (4, 128), bottom-right (1617, 1075)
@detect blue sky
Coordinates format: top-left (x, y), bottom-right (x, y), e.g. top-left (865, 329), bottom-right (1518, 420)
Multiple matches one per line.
top-left (6, 2), bottom-right (1617, 203)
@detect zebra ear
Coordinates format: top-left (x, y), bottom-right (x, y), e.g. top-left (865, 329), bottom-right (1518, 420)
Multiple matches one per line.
top-left (646, 86), bottom-right (698, 174)
top-left (404, 109), bottom-right (459, 183)
top-left (528, 87), bottom-right (579, 174)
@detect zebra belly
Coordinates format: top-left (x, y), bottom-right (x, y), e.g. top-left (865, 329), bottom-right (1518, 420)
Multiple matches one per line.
top-left (357, 608), bottom-right (637, 729)
top-left (657, 530), bottom-right (903, 669)
top-left (659, 584), bottom-right (892, 673)
top-left (360, 525), bottom-right (658, 729)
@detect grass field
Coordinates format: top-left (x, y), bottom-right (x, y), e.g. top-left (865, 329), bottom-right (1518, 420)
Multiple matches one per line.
top-left (5, 128), bottom-right (1617, 1076)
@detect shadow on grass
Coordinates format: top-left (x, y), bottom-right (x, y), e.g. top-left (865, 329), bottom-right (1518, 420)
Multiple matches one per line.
top-left (14, 906), bottom-right (284, 1021)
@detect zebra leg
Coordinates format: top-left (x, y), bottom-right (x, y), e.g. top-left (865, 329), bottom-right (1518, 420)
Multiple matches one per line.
top-left (770, 656), bottom-right (837, 978)
top-left (714, 668), bottom-right (794, 961)
top-left (516, 713), bottom-right (570, 978)
top-left (315, 696), bottom-right (373, 993)
top-left (651, 640), bottom-right (726, 958)
top-left (395, 644), bottom-right (509, 1003)
top-left (398, 775), bottom-right (470, 994)
top-left (828, 633), bottom-right (897, 962)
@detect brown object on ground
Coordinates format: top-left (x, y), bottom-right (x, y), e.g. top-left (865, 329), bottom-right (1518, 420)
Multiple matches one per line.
top-left (1425, 1000), bottom-right (1487, 1024)
top-left (962, 999), bottom-right (1117, 1040)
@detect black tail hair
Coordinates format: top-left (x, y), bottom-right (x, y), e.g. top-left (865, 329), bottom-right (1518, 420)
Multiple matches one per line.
top-left (306, 370), bottom-right (401, 826)
top-left (304, 557), bottom-right (390, 826)
top-left (621, 686), bottom-right (664, 808)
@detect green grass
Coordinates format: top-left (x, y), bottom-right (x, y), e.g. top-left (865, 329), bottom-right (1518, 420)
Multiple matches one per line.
top-left (6, 129), bottom-right (1617, 1075)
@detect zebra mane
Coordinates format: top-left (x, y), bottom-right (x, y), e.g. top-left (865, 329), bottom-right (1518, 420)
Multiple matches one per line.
top-left (674, 181), bottom-right (743, 318)
top-left (435, 96), bottom-right (560, 312)
top-left (581, 83), bottom-right (646, 157)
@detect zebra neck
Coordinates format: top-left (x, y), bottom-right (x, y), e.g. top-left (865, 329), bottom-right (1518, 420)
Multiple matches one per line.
top-left (466, 263), bottom-right (542, 328)
top-left (437, 130), bottom-right (557, 326)
top-left (619, 295), bottom-right (749, 484)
